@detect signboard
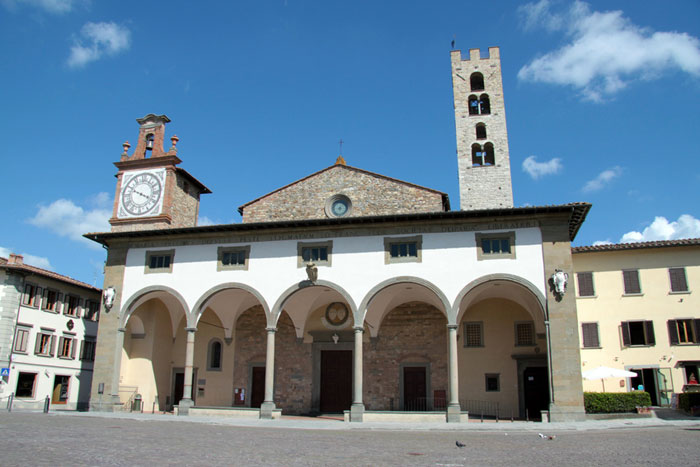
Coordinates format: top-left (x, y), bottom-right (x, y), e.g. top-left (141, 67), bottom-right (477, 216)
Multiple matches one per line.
top-left (0, 368), bottom-right (9, 377)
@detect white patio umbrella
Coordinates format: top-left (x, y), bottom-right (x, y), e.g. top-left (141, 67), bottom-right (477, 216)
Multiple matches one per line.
top-left (582, 366), bottom-right (638, 392)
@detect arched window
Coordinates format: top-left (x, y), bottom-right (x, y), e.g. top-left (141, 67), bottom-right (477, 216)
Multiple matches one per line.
top-left (479, 94), bottom-right (491, 115)
top-left (471, 144), bottom-right (483, 166)
top-left (207, 339), bottom-right (222, 371)
top-left (475, 123), bottom-right (487, 139)
top-left (470, 72), bottom-right (485, 91)
top-left (484, 143), bottom-right (495, 166)
top-left (468, 95), bottom-right (479, 115)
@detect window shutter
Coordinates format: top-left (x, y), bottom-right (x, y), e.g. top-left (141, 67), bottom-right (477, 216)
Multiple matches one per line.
top-left (694, 319), bottom-right (700, 344)
top-left (577, 272), bottom-right (594, 296)
top-left (623, 270), bottom-right (641, 294)
top-left (70, 339), bottom-right (76, 359)
top-left (582, 323), bottom-right (599, 348)
top-left (669, 268), bottom-right (688, 292)
top-left (77, 298), bottom-right (84, 318)
top-left (645, 321), bottom-right (656, 346)
top-left (668, 320), bottom-right (680, 345)
top-left (34, 335), bottom-right (42, 354)
top-left (56, 293), bottom-right (63, 314)
top-left (621, 322), bottom-right (631, 346)
top-left (79, 340), bottom-right (85, 360)
top-left (50, 335), bottom-right (56, 356)
top-left (39, 288), bottom-right (46, 308)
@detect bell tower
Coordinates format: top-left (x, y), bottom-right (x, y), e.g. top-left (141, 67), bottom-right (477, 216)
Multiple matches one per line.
top-left (451, 47), bottom-right (514, 211)
top-left (109, 114), bottom-right (211, 232)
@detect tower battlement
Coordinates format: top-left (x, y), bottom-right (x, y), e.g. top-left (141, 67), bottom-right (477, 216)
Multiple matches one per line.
top-left (450, 47), bottom-right (500, 63)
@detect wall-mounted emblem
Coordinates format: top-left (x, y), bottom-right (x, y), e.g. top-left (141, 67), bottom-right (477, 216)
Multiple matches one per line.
top-left (549, 269), bottom-right (568, 301)
top-left (103, 286), bottom-right (116, 312)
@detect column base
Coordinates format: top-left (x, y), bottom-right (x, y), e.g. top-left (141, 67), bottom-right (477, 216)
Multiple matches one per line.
top-left (350, 403), bottom-right (365, 422)
top-left (177, 398), bottom-right (194, 416)
top-left (548, 404), bottom-right (586, 422)
top-left (260, 401), bottom-right (277, 419)
top-left (447, 403), bottom-right (462, 423)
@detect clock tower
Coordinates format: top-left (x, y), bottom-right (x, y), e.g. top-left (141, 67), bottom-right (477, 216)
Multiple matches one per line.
top-left (109, 114), bottom-right (211, 232)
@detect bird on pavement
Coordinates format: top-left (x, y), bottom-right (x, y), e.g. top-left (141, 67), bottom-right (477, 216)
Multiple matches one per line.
top-left (456, 440), bottom-right (466, 448)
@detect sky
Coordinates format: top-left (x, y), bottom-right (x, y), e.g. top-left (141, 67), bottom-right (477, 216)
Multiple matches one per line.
top-left (1, 0), bottom-right (699, 286)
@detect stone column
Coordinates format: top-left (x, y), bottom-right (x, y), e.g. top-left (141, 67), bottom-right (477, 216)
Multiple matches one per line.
top-left (260, 327), bottom-right (277, 419)
top-left (446, 324), bottom-right (461, 422)
top-left (109, 328), bottom-right (126, 408)
top-left (350, 325), bottom-right (365, 422)
top-left (178, 327), bottom-right (196, 415)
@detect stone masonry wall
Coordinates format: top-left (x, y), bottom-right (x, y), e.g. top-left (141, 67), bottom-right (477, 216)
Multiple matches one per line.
top-left (0, 270), bottom-right (22, 367)
top-left (241, 165), bottom-right (445, 223)
top-left (364, 303), bottom-right (448, 411)
top-left (451, 48), bottom-right (514, 210)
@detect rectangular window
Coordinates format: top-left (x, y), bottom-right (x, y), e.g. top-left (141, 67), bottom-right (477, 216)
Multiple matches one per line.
top-left (35, 332), bottom-right (55, 356)
top-left (475, 232), bottom-right (516, 260)
top-left (42, 289), bottom-right (59, 312)
top-left (15, 372), bottom-right (37, 398)
top-left (515, 321), bottom-right (535, 346)
top-left (84, 300), bottom-right (100, 321)
top-left (64, 295), bottom-right (79, 317)
top-left (669, 268), bottom-right (689, 293)
top-left (667, 319), bottom-right (700, 345)
top-left (297, 241), bottom-right (332, 267)
top-left (463, 322), bottom-right (484, 347)
top-left (621, 321), bottom-right (655, 347)
top-left (485, 374), bottom-right (500, 392)
top-left (13, 327), bottom-right (30, 353)
top-left (22, 284), bottom-right (38, 307)
top-left (145, 250), bottom-right (175, 274)
top-left (581, 322), bottom-right (600, 348)
top-left (577, 272), bottom-right (595, 297)
top-left (384, 236), bottom-right (422, 264)
top-left (80, 339), bottom-right (96, 361)
top-left (217, 246), bottom-right (251, 271)
top-left (622, 270), bottom-right (641, 295)
top-left (58, 336), bottom-right (76, 359)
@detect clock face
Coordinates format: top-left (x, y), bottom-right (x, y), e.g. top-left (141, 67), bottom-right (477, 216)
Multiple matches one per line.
top-left (119, 169), bottom-right (165, 218)
top-left (331, 199), bottom-right (348, 217)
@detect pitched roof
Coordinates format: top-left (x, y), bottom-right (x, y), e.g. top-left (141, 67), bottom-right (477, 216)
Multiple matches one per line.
top-left (85, 202), bottom-right (591, 245)
top-left (237, 162), bottom-right (450, 214)
top-left (0, 256), bottom-right (101, 292)
top-left (572, 238), bottom-right (700, 254)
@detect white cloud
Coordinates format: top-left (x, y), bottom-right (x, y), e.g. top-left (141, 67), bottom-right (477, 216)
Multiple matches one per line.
top-left (67, 22), bottom-right (131, 68)
top-left (0, 246), bottom-right (53, 269)
top-left (1, 0), bottom-right (78, 14)
top-left (522, 155), bottom-right (562, 179)
top-left (27, 196), bottom-right (111, 249)
top-left (592, 240), bottom-right (612, 246)
top-left (582, 166), bottom-right (622, 192)
top-left (197, 216), bottom-right (216, 226)
top-left (517, 1), bottom-right (700, 101)
top-left (620, 214), bottom-right (700, 243)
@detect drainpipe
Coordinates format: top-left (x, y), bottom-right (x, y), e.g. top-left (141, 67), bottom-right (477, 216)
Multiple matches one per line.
top-left (544, 301), bottom-right (555, 405)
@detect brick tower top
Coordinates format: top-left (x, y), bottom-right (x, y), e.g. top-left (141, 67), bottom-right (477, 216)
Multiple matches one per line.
top-left (120, 114), bottom-right (177, 162)
top-left (451, 47), bottom-right (514, 211)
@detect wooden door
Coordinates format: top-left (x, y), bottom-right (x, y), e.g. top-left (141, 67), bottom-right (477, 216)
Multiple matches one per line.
top-left (320, 350), bottom-right (352, 413)
top-left (523, 367), bottom-right (549, 420)
top-left (403, 367), bottom-right (427, 411)
top-left (250, 366), bottom-right (265, 408)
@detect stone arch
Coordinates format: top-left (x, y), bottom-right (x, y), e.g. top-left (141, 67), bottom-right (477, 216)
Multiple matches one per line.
top-left (190, 282), bottom-right (270, 330)
top-left (271, 280), bottom-right (358, 328)
top-left (451, 273), bottom-right (546, 324)
top-left (119, 285), bottom-right (190, 330)
top-left (358, 276), bottom-right (453, 326)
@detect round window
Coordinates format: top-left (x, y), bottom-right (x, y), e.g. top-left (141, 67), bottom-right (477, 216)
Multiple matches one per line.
top-left (325, 194), bottom-right (352, 218)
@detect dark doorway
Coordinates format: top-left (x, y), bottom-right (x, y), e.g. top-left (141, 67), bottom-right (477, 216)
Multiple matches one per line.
top-left (523, 367), bottom-right (549, 420)
top-left (630, 368), bottom-right (659, 406)
top-left (51, 375), bottom-right (70, 404)
top-left (403, 366), bottom-right (427, 411)
top-left (172, 370), bottom-right (196, 409)
top-left (320, 350), bottom-right (352, 413)
top-left (250, 366), bottom-right (265, 408)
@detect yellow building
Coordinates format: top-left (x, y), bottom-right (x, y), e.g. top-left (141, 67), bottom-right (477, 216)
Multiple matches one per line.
top-left (573, 239), bottom-right (700, 406)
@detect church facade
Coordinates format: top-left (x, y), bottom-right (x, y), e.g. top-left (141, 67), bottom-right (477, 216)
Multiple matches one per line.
top-left (87, 47), bottom-right (590, 422)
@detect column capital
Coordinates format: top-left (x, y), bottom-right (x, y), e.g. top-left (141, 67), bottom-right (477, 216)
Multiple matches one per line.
top-left (185, 327), bottom-right (197, 333)
top-left (353, 326), bottom-right (364, 332)
top-left (265, 327), bottom-right (277, 332)
top-left (447, 324), bottom-right (459, 330)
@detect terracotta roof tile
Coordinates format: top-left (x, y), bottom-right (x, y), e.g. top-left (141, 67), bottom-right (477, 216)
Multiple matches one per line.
top-left (0, 257), bottom-right (101, 292)
top-left (572, 238), bottom-right (700, 253)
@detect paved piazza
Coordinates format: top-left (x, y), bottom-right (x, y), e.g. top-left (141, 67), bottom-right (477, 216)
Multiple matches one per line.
top-left (1, 412), bottom-right (699, 466)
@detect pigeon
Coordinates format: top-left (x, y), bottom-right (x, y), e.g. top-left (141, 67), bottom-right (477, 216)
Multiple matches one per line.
top-left (456, 440), bottom-right (466, 448)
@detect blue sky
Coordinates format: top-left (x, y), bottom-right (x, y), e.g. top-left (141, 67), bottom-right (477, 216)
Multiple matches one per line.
top-left (1, 0), bottom-right (699, 285)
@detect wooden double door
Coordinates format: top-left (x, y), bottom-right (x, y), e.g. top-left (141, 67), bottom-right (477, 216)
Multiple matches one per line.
top-left (319, 350), bottom-right (353, 413)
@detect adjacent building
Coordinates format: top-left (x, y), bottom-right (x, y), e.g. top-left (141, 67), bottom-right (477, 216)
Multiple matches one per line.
top-left (0, 254), bottom-right (101, 410)
top-left (573, 239), bottom-right (700, 404)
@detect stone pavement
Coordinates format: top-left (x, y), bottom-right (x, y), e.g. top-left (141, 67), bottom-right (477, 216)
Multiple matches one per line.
top-left (1, 410), bottom-right (700, 466)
